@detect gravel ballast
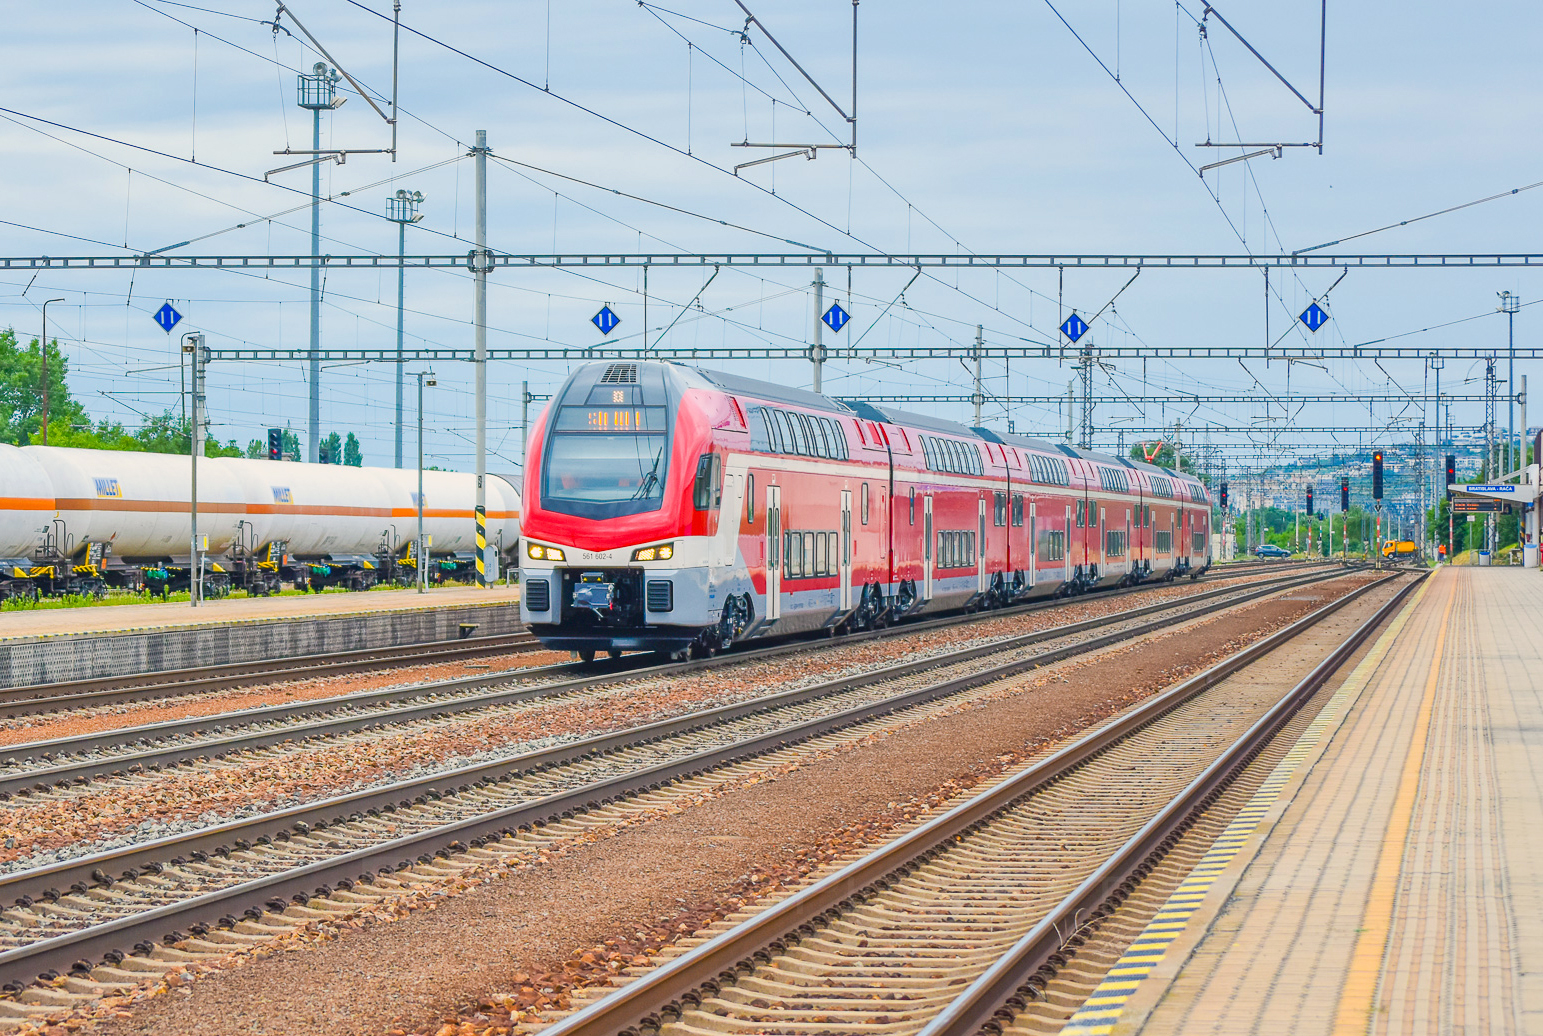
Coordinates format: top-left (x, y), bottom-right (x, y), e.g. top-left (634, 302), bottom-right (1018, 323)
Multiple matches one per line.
top-left (68, 576), bottom-right (1390, 1036)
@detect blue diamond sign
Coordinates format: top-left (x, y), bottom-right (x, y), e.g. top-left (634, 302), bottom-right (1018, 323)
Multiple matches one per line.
top-left (822, 302), bottom-right (850, 333)
top-left (1060, 313), bottom-right (1089, 343)
top-left (153, 302), bottom-right (182, 333)
top-left (592, 305), bottom-right (621, 336)
top-left (1299, 301), bottom-right (1330, 332)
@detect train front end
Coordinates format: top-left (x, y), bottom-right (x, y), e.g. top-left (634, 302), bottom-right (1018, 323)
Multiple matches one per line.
top-left (519, 362), bottom-right (732, 658)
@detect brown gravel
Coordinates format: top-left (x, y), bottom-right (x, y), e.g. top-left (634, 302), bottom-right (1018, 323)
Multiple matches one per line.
top-left (0, 572), bottom-right (1322, 866)
top-left (0, 567), bottom-right (1287, 751)
top-left (0, 650), bottom-right (573, 748)
top-left (75, 574), bottom-right (1391, 1036)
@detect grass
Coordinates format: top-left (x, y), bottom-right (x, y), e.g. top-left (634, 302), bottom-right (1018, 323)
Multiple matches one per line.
top-left (0, 578), bottom-right (499, 612)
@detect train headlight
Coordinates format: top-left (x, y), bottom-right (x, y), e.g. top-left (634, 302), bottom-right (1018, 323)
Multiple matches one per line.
top-left (631, 543), bottom-right (674, 562)
top-left (527, 543), bottom-right (565, 562)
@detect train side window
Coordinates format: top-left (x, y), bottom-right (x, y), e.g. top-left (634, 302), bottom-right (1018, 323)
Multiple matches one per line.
top-left (994, 491), bottom-right (1007, 526)
top-left (861, 482), bottom-right (870, 524)
top-left (909, 487), bottom-right (916, 525)
top-left (815, 532), bottom-right (828, 575)
top-left (832, 419), bottom-right (850, 460)
top-left (693, 455), bottom-right (714, 510)
top-left (748, 408), bottom-right (770, 452)
top-left (791, 414), bottom-right (810, 456)
top-left (766, 409), bottom-right (785, 453)
top-left (804, 532), bottom-right (816, 574)
top-left (1012, 494), bottom-right (1024, 527)
top-left (802, 416), bottom-right (820, 458)
top-left (780, 410), bottom-right (800, 454)
top-left (1076, 500), bottom-right (1085, 528)
top-left (745, 474), bottom-right (756, 523)
top-left (813, 416), bottom-right (833, 458)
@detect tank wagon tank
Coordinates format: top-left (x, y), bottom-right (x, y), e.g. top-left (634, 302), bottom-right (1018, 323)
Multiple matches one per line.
top-left (0, 444), bottom-right (520, 598)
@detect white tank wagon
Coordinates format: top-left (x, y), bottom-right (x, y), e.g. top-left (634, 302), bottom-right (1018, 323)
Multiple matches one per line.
top-left (0, 445), bottom-right (521, 597)
top-left (0, 446), bottom-right (59, 599)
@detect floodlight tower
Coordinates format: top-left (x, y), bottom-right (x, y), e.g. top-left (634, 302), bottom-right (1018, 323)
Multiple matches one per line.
top-left (298, 62), bottom-right (343, 464)
top-left (387, 189), bottom-right (424, 468)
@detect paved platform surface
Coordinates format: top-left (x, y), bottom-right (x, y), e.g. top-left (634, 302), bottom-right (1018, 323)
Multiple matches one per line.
top-left (1099, 567), bottom-right (1543, 1036)
top-left (0, 584), bottom-right (521, 641)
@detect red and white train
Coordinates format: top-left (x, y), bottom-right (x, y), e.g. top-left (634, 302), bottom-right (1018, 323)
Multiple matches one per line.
top-left (520, 361), bottom-right (1212, 658)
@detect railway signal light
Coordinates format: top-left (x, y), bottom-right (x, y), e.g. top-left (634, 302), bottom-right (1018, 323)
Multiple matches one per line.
top-left (1340, 476), bottom-right (1350, 512)
top-left (1372, 451), bottom-right (1384, 500)
top-left (319, 444), bottom-right (333, 465)
top-left (1219, 481), bottom-right (1229, 509)
top-left (268, 428), bottom-right (282, 461)
top-left (1446, 454), bottom-right (1456, 499)
top-left (1306, 486), bottom-right (1314, 515)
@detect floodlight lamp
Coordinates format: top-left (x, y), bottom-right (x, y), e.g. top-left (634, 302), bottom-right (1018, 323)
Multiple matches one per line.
top-left (426, 378), bottom-right (437, 387)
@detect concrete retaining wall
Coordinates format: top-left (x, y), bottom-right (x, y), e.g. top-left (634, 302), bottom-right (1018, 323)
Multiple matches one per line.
top-left (0, 602), bottom-right (523, 688)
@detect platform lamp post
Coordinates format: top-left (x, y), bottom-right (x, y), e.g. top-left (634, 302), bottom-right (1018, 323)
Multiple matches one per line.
top-left (1501, 291), bottom-right (1520, 475)
top-left (297, 62), bottom-right (343, 464)
top-left (386, 189), bottom-right (424, 468)
top-left (413, 370), bottom-right (436, 593)
top-left (38, 298), bottom-right (65, 445)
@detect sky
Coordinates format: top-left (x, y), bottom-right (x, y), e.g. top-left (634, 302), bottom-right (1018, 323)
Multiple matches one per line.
top-left (1, 0), bottom-right (1540, 494)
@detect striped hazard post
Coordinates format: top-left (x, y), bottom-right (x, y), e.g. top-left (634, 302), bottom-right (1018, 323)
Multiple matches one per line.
top-left (475, 504), bottom-right (487, 587)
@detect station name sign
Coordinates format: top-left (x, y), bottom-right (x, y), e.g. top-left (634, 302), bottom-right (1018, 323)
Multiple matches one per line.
top-left (1464, 484), bottom-right (1516, 492)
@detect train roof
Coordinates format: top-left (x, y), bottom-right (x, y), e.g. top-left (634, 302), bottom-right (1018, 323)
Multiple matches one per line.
top-left (668, 362), bottom-right (1204, 491)
top-left (840, 401), bottom-right (979, 439)
top-left (685, 366), bottom-right (856, 417)
top-left (975, 428), bottom-right (1203, 487)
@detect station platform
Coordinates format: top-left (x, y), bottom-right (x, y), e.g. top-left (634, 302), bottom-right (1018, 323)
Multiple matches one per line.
top-left (1076, 566), bottom-right (1543, 1035)
top-left (0, 584), bottom-right (522, 687)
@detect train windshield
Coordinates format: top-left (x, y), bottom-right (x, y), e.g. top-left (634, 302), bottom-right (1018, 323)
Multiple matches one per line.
top-left (542, 405), bottom-right (670, 517)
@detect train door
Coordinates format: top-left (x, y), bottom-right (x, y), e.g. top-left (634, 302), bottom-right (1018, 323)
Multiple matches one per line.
top-left (1028, 503), bottom-right (1037, 589)
top-left (923, 494), bottom-right (934, 600)
top-left (840, 489), bottom-right (853, 610)
top-left (766, 485), bottom-right (782, 621)
top-left (977, 498), bottom-right (988, 594)
top-left (1065, 505), bottom-right (1072, 582)
top-left (1129, 509), bottom-right (1141, 574)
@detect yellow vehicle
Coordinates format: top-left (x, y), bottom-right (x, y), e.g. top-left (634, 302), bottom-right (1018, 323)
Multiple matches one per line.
top-left (1381, 540), bottom-right (1417, 559)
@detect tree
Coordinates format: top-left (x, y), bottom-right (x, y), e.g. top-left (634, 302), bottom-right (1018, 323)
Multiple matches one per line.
top-left (0, 329), bottom-right (88, 445)
top-left (1128, 441), bottom-right (1195, 474)
top-left (321, 431), bottom-right (343, 464)
top-left (344, 432), bottom-right (363, 467)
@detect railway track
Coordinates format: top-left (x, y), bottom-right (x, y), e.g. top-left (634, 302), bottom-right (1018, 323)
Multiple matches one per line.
top-left (0, 566), bottom-right (1350, 800)
top-left (0, 631), bottom-right (543, 716)
top-left (0, 562), bottom-right (1335, 723)
top-left (0, 565), bottom-right (1368, 1001)
top-left (529, 570), bottom-right (1420, 1036)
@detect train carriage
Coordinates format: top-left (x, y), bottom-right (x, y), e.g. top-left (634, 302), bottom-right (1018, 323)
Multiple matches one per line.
top-left (519, 360), bottom-right (1212, 660)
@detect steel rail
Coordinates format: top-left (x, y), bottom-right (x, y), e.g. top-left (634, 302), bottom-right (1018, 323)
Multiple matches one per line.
top-left (3, 563), bottom-right (1308, 719)
top-left (920, 571), bottom-right (1425, 1036)
top-left (533, 571), bottom-right (1412, 1036)
top-left (0, 567), bottom-right (1346, 796)
top-left (0, 632), bottom-right (540, 714)
top-left (0, 568), bottom-right (1359, 986)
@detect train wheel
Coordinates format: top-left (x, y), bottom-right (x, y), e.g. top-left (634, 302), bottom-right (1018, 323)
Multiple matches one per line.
top-left (608, 649), bottom-right (623, 659)
top-left (578, 649), bottom-right (596, 663)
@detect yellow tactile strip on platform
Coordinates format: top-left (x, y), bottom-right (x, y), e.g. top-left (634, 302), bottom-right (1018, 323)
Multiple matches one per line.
top-left (1056, 576), bottom-right (1431, 1036)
